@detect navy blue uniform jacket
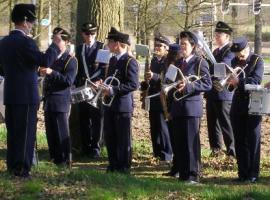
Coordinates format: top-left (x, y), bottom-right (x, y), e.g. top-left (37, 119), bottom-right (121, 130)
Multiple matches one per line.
top-left (170, 56), bottom-right (212, 117)
top-left (230, 53), bottom-right (264, 115)
top-left (43, 52), bottom-right (78, 112)
top-left (148, 56), bottom-right (166, 111)
top-left (0, 30), bottom-right (60, 105)
top-left (75, 41), bottom-right (105, 86)
top-left (106, 53), bottom-right (139, 113)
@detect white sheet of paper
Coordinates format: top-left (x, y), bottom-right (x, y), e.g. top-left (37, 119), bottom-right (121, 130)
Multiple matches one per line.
top-left (214, 63), bottom-right (226, 78)
top-left (95, 49), bottom-right (112, 64)
top-left (165, 64), bottom-right (179, 82)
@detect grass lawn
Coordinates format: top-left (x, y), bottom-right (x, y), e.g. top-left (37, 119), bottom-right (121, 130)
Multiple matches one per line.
top-left (0, 126), bottom-right (270, 200)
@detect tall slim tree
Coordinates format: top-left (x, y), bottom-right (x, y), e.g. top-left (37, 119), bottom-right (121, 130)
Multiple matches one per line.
top-left (254, 13), bottom-right (262, 55)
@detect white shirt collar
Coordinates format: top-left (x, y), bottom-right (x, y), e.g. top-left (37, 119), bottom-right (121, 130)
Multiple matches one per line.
top-left (185, 54), bottom-right (194, 63)
top-left (85, 40), bottom-right (95, 48)
top-left (219, 41), bottom-right (230, 51)
top-left (116, 51), bottom-right (126, 60)
top-left (13, 29), bottom-right (26, 35)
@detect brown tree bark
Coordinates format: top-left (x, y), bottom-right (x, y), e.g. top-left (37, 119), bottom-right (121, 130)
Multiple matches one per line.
top-left (254, 13), bottom-right (262, 55)
top-left (76, 0), bottom-right (124, 45)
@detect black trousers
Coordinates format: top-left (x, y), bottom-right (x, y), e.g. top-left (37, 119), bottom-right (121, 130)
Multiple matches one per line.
top-left (231, 114), bottom-right (262, 179)
top-left (172, 116), bottom-right (201, 181)
top-left (78, 102), bottom-right (103, 154)
top-left (104, 111), bottom-right (132, 171)
top-left (206, 100), bottom-right (235, 155)
top-left (149, 110), bottom-right (172, 161)
top-left (45, 111), bottom-right (71, 164)
top-left (5, 104), bottom-right (38, 174)
top-left (167, 119), bottom-right (178, 173)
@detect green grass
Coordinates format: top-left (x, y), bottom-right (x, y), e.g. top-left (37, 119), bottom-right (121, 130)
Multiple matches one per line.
top-left (0, 128), bottom-right (270, 199)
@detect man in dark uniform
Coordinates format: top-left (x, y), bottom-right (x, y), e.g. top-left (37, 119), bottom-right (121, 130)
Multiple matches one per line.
top-left (228, 37), bottom-right (264, 183)
top-left (75, 22), bottom-right (105, 158)
top-left (0, 4), bottom-right (61, 177)
top-left (40, 27), bottom-right (78, 166)
top-left (205, 21), bottom-right (236, 157)
top-left (145, 34), bottom-right (172, 162)
top-left (103, 27), bottom-right (139, 174)
top-left (170, 31), bottom-right (212, 184)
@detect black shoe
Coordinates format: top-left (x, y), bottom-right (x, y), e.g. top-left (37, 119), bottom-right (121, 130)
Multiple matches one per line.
top-left (232, 177), bottom-right (249, 183)
top-left (106, 166), bottom-right (115, 173)
top-left (227, 149), bottom-right (236, 157)
top-left (14, 170), bottom-right (30, 179)
top-left (116, 168), bottom-right (130, 175)
top-left (163, 171), bottom-right (179, 178)
top-left (249, 177), bottom-right (258, 183)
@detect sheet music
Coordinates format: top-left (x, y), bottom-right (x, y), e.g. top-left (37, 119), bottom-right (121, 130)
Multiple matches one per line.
top-left (95, 49), bottom-right (112, 64)
top-left (214, 63), bottom-right (226, 78)
top-left (165, 64), bottom-right (178, 82)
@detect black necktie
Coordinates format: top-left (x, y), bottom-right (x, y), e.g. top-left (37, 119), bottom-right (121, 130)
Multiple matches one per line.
top-left (85, 45), bottom-right (90, 54)
top-left (110, 56), bottom-right (118, 66)
top-left (181, 60), bottom-right (187, 70)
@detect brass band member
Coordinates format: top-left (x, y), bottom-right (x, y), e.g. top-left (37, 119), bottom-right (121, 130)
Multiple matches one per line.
top-left (170, 31), bottom-right (212, 184)
top-left (145, 34), bottom-right (173, 162)
top-left (103, 27), bottom-right (139, 174)
top-left (41, 27), bottom-right (78, 166)
top-left (75, 22), bottom-right (105, 158)
top-left (162, 43), bottom-right (182, 178)
top-left (229, 37), bottom-right (264, 183)
top-left (205, 21), bottom-right (236, 157)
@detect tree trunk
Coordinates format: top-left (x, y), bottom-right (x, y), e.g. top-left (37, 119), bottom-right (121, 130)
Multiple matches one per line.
top-left (57, 0), bottom-right (61, 26)
top-left (254, 13), bottom-right (262, 55)
top-left (35, 0), bottom-right (44, 47)
top-left (76, 0), bottom-right (124, 45)
top-left (8, 0), bottom-right (12, 32)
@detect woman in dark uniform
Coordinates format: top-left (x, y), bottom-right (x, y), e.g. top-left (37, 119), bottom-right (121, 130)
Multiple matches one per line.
top-left (169, 31), bottom-right (212, 184)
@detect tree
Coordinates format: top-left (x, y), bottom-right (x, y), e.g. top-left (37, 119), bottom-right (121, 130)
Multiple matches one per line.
top-left (254, 12), bottom-right (262, 55)
top-left (76, 0), bottom-right (124, 45)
